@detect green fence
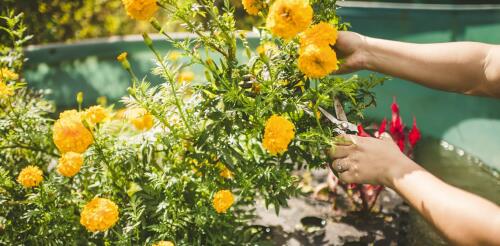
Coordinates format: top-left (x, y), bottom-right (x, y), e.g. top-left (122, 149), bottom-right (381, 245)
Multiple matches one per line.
top-left (23, 2), bottom-right (500, 170)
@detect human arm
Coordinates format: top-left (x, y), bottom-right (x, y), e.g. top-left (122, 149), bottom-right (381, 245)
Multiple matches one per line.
top-left (328, 135), bottom-right (500, 245)
top-left (334, 31), bottom-right (500, 98)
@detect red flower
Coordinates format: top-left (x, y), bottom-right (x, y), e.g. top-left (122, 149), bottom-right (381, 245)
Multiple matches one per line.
top-left (409, 116), bottom-right (421, 148)
top-left (357, 124), bottom-right (371, 137)
top-left (390, 98), bottom-right (405, 151)
top-left (378, 118), bottom-right (387, 136)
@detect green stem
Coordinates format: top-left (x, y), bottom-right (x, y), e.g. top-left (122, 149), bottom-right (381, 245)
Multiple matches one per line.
top-left (147, 42), bottom-right (195, 136)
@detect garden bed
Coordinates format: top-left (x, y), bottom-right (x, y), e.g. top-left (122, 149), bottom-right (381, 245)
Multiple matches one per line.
top-left (253, 170), bottom-right (409, 245)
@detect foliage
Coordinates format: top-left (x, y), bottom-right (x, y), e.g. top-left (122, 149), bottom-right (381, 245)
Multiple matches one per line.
top-left (0, 0), bottom-right (384, 244)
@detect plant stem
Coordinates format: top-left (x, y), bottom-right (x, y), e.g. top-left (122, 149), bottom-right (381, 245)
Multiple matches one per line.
top-left (147, 42), bottom-right (195, 136)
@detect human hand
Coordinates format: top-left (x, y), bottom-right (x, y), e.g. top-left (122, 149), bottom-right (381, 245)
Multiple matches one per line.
top-left (334, 31), bottom-right (369, 74)
top-left (327, 134), bottom-right (420, 188)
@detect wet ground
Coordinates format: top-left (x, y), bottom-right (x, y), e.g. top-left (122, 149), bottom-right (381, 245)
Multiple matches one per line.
top-left (253, 138), bottom-right (500, 245)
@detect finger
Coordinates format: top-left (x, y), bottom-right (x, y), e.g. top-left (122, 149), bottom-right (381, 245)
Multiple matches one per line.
top-left (335, 134), bottom-right (358, 146)
top-left (339, 171), bottom-right (355, 184)
top-left (326, 145), bottom-right (355, 159)
top-left (380, 132), bottom-right (392, 141)
top-left (332, 158), bottom-right (351, 173)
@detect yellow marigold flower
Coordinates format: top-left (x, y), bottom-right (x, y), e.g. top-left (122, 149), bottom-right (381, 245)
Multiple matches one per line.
top-left (242, 0), bottom-right (261, 15)
top-left (299, 22), bottom-right (338, 47)
top-left (298, 44), bottom-right (338, 78)
top-left (262, 115), bottom-right (295, 155)
top-left (266, 0), bottom-right (313, 39)
top-left (213, 190), bottom-right (234, 213)
top-left (0, 68), bottom-right (19, 81)
top-left (153, 241), bottom-right (174, 246)
top-left (57, 152), bottom-right (84, 177)
top-left (80, 197), bottom-right (119, 232)
top-left (0, 81), bottom-right (15, 98)
top-left (177, 71), bottom-right (195, 83)
top-left (84, 105), bottom-right (109, 126)
top-left (122, 0), bottom-right (158, 21)
top-left (17, 166), bottom-right (43, 188)
top-left (125, 108), bottom-right (154, 130)
top-left (216, 162), bottom-right (234, 179)
top-left (53, 110), bottom-right (93, 153)
top-left (117, 52), bottom-right (128, 62)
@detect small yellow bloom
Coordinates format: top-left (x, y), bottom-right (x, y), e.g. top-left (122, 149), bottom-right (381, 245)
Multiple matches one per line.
top-left (299, 22), bottom-right (338, 47)
top-left (122, 0), bottom-right (158, 21)
top-left (213, 190), bottom-right (234, 213)
top-left (84, 105), bottom-right (109, 126)
top-left (80, 197), bottom-right (119, 232)
top-left (57, 152), bottom-right (84, 177)
top-left (53, 110), bottom-right (93, 153)
top-left (266, 0), bottom-right (313, 39)
top-left (125, 108), bottom-right (154, 130)
top-left (217, 162), bottom-right (234, 179)
top-left (177, 71), bottom-right (195, 83)
top-left (153, 241), bottom-right (174, 246)
top-left (262, 115), bottom-right (295, 155)
top-left (0, 68), bottom-right (19, 81)
top-left (256, 41), bottom-right (276, 56)
top-left (0, 81), bottom-right (15, 98)
top-left (167, 51), bottom-right (182, 62)
top-left (117, 52), bottom-right (128, 62)
top-left (17, 166), bottom-right (43, 188)
top-left (298, 44), bottom-right (338, 78)
top-left (242, 0), bottom-right (261, 15)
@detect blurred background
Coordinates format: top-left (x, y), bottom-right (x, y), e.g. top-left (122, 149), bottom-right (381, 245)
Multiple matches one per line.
top-left (2, 0), bottom-right (500, 44)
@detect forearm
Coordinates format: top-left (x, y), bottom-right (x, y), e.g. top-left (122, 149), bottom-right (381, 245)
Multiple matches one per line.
top-left (389, 160), bottom-right (500, 245)
top-left (362, 37), bottom-right (500, 97)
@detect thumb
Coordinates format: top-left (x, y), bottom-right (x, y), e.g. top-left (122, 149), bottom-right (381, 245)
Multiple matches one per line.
top-left (380, 132), bottom-right (393, 142)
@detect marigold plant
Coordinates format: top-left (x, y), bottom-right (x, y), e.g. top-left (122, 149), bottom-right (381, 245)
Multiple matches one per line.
top-left (0, 1), bottom-right (384, 244)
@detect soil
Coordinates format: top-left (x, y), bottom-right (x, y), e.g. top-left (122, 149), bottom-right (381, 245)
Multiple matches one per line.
top-left (253, 169), bottom-right (410, 245)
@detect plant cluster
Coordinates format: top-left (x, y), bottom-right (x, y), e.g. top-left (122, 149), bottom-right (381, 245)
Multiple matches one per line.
top-left (1, 0), bottom-right (384, 244)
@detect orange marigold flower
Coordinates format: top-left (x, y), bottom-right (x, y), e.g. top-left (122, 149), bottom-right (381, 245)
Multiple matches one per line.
top-left (153, 241), bottom-right (175, 246)
top-left (52, 110), bottom-right (93, 153)
top-left (298, 44), bottom-right (338, 78)
top-left (125, 108), bottom-right (154, 130)
top-left (266, 0), bottom-right (313, 39)
top-left (84, 105), bottom-right (109, 126)
top-left (242, 0), bottom-right (261, 15)
top-left (0, 68), bottom-right (19, 81)
top-left (213, 190), bottom-right (234, 213)
top-left (80, 197), bottom-right (119, 232)
top-left (262, 115), bottom-right (295, 155)
top-left (117, 52), bottom-right (128, 62)
top-left (122, 0), bottom-right (158, 21)
top-left (57, 152), bottom-right (84, 177)
top-left (299, 22), bottom-right (338, 47)
top-left (17, 166), bottom-right (43, 188)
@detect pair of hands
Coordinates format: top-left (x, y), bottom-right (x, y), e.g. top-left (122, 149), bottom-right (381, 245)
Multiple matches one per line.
top-left (327, 32), bottom-right (416, 187)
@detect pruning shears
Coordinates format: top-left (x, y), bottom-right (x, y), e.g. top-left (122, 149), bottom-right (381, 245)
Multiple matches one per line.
top-left (318, 106), bottom-right (358, 135)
